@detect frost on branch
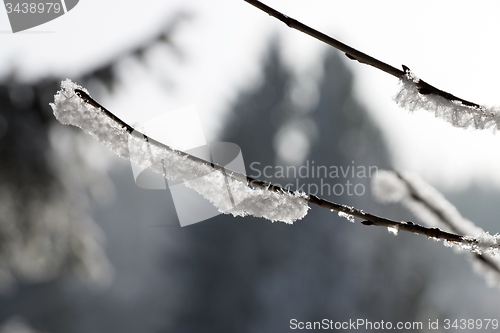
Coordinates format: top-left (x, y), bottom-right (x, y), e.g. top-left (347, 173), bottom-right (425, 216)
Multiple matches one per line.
top-left (51, 79), bottom-right (309, 224)
top-left (394, 69), bottom-right (500, 131)
top-left (373, 170), bottom-right (482, 235)
top-left (373, 170), bottom-right (500, 288)
top-left (338, 211), bottom-right (355, 223)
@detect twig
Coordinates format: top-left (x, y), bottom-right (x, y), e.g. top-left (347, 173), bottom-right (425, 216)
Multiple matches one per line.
top-left (243, 0), bottom-right (481, 109)
top-left (74, 89), bottom-right (478, 247)
top-left (395, 172), bottom-right (500, 275)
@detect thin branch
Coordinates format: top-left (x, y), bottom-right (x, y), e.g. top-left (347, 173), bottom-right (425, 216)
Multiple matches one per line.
top-left (395, 172), bottom-right (500, 275)
top-left (74, 89), bottom-right (477, 247)
top-left (243, 0), bottom-right (481, 109)
top-left (394, 172), bottom-right (464, 236)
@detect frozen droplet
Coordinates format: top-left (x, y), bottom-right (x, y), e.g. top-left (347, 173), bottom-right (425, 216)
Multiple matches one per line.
top-left (338, 211), bottom-right (355, 223)
top-left (387, 226), bottom-right (399, 236)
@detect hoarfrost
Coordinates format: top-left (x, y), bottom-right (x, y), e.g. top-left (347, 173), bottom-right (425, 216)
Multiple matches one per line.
top-left (371, 170), bottom-right (409, 204)
top-left (338, 211), bottom-right (355, 223)
top-left (372, 170), bottom-right (482, 235)
top-left (387, 226), bottom-right (399, 236)
top-left (394, 70), bottom-right (500, 131)
top-left (470, 232), bottom-right (500, 254)
top-left (51, 80), bottom-right (309, 224)
top-left (373, 170), bottom-right (500, 288)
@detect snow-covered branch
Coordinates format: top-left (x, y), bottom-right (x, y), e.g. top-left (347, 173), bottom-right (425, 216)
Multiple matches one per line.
top-left (50, 80), bottom-right (500, 253)
top-left (52, 80), bottom-right (309, 224)
top-left (373, 170), bottom-right (500, 287)
top-left (243, 0), bottom-right (500, 129)
top-left (395, 67), bottom-right (500, 131)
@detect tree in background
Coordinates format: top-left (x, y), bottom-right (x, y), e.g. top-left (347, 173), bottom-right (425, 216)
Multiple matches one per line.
top-left (171, 41), bottom-right (429, 332)
top-left (3, 2), bottom-right (500, 332)
top-left (0, 13), bottom-right (190, 332)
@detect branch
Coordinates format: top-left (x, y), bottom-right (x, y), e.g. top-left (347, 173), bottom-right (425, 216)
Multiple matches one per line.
top-left (50, 80), bottom-right (489, 250)
top-left (374, 170), bottom-right (500, 286)
top-left (397, 172), bottom-right (500, 275)
top-left (243, 0), bottom-right (482, 109)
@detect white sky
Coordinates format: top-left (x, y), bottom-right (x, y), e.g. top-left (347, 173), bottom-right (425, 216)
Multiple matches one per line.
top-left (2, 0), bottom-right (500, 190)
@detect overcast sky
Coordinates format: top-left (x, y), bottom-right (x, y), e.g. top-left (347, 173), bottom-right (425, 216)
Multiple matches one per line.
top-left (2, 0), bottom-right (500, 190)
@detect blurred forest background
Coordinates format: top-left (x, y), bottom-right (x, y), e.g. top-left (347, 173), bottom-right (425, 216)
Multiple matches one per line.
top-left (2, 8), bottom-right (500, 333)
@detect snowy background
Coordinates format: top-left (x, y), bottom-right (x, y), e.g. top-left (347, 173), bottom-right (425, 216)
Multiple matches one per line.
top-left (2, 0), bottom-right (500, 332)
